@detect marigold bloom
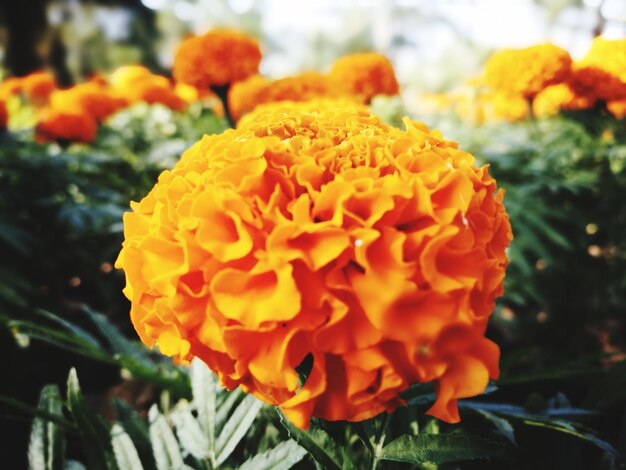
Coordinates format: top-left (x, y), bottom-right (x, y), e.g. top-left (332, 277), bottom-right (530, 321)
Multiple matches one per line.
top-left (20, 71), bottom-right (57, 105)
top-left (36, 108), bottom-right (97, 144)
top-left (49, 83), bottom-right (128, 122)
top-left (490, 92), bottom-right (529, 122)
top-left (228, 75), bottom-right (270, 120)
top-left (330, 53), bottom-right (400, 103)
top-left (607, 99), bottom-right (626, 119)
top-left (532, 82), bottom-right (596, 117)
top-left (575, 38), bottom-right (626, 101)
top-left (173, 29), bottom-right (262, 88)
top-left (484, 44), bottom-right (572, 98)
top-left (110, 65), bottom-right (186, 111)
top-left (229, 72), bottom-right (346, 121)
top-left (116, 100), bottom-right (512, 429)
top-left (0, 99), bottom-right (7, 129)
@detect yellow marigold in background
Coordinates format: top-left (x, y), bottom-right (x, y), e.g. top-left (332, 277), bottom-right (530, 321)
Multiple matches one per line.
top-left (330, 52), bottom-right (400, 103)
top-left (49, 83), bottom-right (128, 122)
top-left (0, 77), bottom-right (23, 100)
top-left (0, 72), bottom-right (57, 105)
top-left (173, 29), bottom-right (262, 88)
top-left (116, 100), bottom-right (512, 429)
top-left (36, 108), bottom-right (97, 144)
top-left (607, 99), bottom-right (626, 119)
top-left (575, 38), bottom-right (626, 101)
top-left (484, 44), bottom-right (572, 98)
top-left (110, 65), bottom-right (186, 111)
top-left (490, 92), bottom-right (529, 122)
top-left (229, 73), bottom-right (346, 121)
top-left (532, 83), bottom-right (596, 117)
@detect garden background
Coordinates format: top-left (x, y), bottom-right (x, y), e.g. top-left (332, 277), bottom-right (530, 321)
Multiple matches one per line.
top-left (1, 0), bottom-right (626, 468)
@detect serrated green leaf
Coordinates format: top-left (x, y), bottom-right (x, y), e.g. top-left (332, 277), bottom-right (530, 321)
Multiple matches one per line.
top-left (28, 384), bottom-right (66, 470)
top-left (239, 439), bottom-right (307, 470)
top-left (190, 358), bottom-right (216, 464)
top-left (148, 405), bottom-right (185, 470)
top-left (66, 369), bottom-right (117, 470)
top-left (112, 400), bottom-right (156, 470)
top-left (380, 434), bottom-right (507, 464)
top-left (111, 423), bottom-right (144, 470)
top-left (170, 403), bottom-right (209, 459)
top-left (216, 388), bottom-right (243, 431)
top-left (215, 394), bottom-right (263, 465)
top-left (277, 411), bottom-right (347, 470)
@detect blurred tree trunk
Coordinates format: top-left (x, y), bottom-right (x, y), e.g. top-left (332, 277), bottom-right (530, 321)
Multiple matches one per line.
top-left (0, 0), bottom-right (50, 76)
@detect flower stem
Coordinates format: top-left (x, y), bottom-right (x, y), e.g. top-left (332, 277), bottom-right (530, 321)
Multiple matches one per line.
top-left (369, 413), bottom-right (390, 470)
top-left (210, 84), bottom-right (235, 128)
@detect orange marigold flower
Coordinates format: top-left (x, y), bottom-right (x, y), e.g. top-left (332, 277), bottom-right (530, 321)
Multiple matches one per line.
top-left (330, 52), bottom-right (400, 103)
top-left (0, 99), bottom-right (7, 129)
top-left (0, 77), bottom-right (23, 100)
top-left (607, 99), bottom-right (626, 119)
top-left (575, 38), bottom-right (626, 101)
top-left (229, 73), bottom-right (347, 121)
top-left (532, 82), bottom-right (596, 117)
top-left (484, 44), bottom-right (572, 98)
top-left (36, 108), bottom-right (97, 144)
top-left (115, 100), bottom-right (512, 429)
top-left (173, 29), bottom-right (262, 88)
top-left (110, 65), bottom-right (186, 111)
top-left (50, 82), bottom-right (128, 122)
top-left (20, 71), bottom-right (57, 105)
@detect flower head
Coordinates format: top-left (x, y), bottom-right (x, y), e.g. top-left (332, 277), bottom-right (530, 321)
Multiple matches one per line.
top-left (20, 71), bottom-right (57, 105)
top-left (608, 99), bottom-right (626, 119)
top-left (116, 100), bottom-right (511, 429)
top-left (49, 82), bottom-right (128, 122)
top-left (36, 108), bottom-right (97, 144)
top-left (173, 29), bottom-right (262, 88)
top-left (484, 44), bottom-right (572, 98)
top-left (229, 72), bottom-right (345, 121)
top-left (575, 38), bottom-right (626, 101)
top-left (0, 99), bottom-right (7, 129)
top-left (110, 65), bottom-right (186, 111)
top-left (330, 53), bottom-right (400, 103)
top-left (532, 82), bottom-right (596, 117)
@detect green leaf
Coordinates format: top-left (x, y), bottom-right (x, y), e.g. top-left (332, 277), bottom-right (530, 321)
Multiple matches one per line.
top-left (35, 309), bottom-right (101, 348)
top-left (277, 411), bottom-right (348, 470)
top-left (112, 400), bottom-right (156, 470)
top-left (66, 369), bottom-right (118, 470)
top-left (82, 307), bottom-right (138, 356)
top-left (239, 439), bottom-right (307, 470)
top-left (28, 384), bottom-right (66, 470)
top-left (522, 418), bottom-right (618, 458)
top-left (169, 403), bottom-right (210, 459)
top-left (111, 423), bottom-right (144, 470)
top-left (216, 388), bottom-right (243, 431)
top-left (190, 358), bottom-right (216, 464)
top-left (215, 394), bottom-right (263, 465)
top-left (380, 434), bottom-right (508, 464)
top-left (476, 410), bottom-right (517, 445)
top-left (148, 405), bottom-right (185, 470)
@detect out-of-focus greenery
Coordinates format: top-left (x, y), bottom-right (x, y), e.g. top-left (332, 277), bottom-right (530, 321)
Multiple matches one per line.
top-left (2, 101), bottom-right (626, 469)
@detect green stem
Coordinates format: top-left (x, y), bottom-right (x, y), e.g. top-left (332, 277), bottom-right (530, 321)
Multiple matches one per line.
top-left (210, 84), bottom-right (235, 128)
top-left (369, 413), bottom-right (390, 470)
top-left (0, 394), bottom-right (77, 432)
